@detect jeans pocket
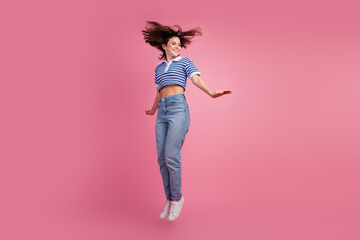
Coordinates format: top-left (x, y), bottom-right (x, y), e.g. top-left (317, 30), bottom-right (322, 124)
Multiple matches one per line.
top-left (169, 97), bottom-right (184, 103)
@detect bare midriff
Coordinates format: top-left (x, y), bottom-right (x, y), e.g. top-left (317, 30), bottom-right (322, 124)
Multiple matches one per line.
top-left (159, 84), bottom-right (184, 98)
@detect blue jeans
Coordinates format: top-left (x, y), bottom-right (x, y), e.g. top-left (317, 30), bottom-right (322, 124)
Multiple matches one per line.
top-left (155, 93), bottom-right (190, 201)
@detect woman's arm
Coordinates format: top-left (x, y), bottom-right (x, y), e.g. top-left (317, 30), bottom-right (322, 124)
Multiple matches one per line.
top-left (191, 74), bottom-right (232, 98)
top-left (145, 87), bottom-right (160, 115)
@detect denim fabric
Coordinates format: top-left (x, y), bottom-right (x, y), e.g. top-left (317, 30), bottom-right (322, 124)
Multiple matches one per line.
top-left (155, 93), bottom-right (190, 200)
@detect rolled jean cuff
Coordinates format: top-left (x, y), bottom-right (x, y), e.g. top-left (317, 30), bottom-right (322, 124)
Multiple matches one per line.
top-left (171, 193), bottom-right (182, 200)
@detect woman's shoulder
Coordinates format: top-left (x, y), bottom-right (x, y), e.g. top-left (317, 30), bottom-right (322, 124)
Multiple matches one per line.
top-left (181, 57), bottom-right (197, 63)
top-left (178, 57), bottom-right (194, 65)
top-left (155, 60), bottom-right (165, 71)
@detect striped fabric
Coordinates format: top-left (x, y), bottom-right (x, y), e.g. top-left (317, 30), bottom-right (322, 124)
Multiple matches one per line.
top-left (155, 56), bottom-right (200, 92)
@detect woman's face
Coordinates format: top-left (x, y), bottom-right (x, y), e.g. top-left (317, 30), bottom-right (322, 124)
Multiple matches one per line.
top-left (162, 36), bottom-right (181, 59)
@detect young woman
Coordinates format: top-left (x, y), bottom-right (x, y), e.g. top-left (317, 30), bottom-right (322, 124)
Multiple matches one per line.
top-left (142, 21), bottom-right (231, 221)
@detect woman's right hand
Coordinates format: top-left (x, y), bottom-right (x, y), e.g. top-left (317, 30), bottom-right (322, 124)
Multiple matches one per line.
top-left (145, 109), bottom-right (156, 115)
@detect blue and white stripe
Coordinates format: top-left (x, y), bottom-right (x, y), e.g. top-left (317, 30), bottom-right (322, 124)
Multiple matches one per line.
top-left (155, 56), bottom-right (200, 92)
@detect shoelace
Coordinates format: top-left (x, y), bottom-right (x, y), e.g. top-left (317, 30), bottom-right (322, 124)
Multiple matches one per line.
top-left (169, 202), bottom-right (180, 215)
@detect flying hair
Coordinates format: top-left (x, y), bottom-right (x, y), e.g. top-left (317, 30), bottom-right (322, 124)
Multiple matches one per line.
top-left (142, 21), bottom-right (202, 60)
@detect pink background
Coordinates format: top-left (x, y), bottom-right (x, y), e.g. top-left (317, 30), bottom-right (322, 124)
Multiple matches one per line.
top-left (1, 0), bottom-right (359, 239)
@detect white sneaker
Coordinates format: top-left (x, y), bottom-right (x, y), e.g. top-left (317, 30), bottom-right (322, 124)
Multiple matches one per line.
top-left (168, 197), bottom-right (185, 221)
top-left (159, 199), bottom-right (171, 219)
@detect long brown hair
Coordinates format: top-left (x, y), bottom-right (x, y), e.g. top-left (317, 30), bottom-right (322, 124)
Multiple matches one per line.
top-left (142, 21), bottom-right (202, 60)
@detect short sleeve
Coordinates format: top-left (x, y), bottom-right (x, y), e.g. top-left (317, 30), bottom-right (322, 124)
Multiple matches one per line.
top-left (185, 58), bottom-right (201, 79)
top-left (154, 68), bottom-right (159, 87)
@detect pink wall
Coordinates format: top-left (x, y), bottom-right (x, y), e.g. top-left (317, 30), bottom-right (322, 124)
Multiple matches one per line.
top-left (1, 0), bottom-right (359, 239)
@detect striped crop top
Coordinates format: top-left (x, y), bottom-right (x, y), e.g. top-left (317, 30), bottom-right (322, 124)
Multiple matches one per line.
top-left (154, 56), bottom-right (201, 92)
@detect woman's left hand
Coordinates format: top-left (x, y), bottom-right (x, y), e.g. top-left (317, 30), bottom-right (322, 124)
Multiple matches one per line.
top-left (209, 89), bottom-right (232, 98)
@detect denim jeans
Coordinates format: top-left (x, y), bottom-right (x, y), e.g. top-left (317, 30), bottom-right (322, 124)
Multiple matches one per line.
top-left (155, 93), bottom-right (190, 201)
